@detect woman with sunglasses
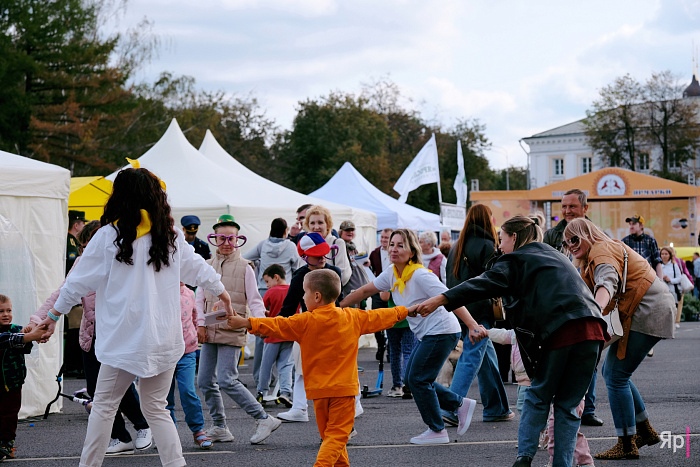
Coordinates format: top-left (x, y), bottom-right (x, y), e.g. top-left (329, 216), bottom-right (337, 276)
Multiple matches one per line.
top-left (275, 232), bottom-right (343, 423)
top-left (195, 214), bottom-right (282, 445)
top-left (341, 229), bottom-right (486, 445)
top-left (413, 215), bottom-right (607, 467)
top-left (563, 218), bottom-right (675, 461)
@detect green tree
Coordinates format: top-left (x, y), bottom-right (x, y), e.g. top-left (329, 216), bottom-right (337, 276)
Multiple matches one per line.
top-left (644, 71), bottom-right (700, 175)
top-left (0, 0), bottom-right (157, 175)
top-left (583, 74), bottom-right (646, 171)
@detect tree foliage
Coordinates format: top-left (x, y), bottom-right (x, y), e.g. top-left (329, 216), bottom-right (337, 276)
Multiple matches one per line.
top-left (584, 71), bottom-right (700, 177)
top-left (272, 82), bottom-right (494, 214)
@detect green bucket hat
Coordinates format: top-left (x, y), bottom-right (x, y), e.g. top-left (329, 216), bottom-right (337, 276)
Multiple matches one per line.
top-left (213, 214), bottom-right (240, 230)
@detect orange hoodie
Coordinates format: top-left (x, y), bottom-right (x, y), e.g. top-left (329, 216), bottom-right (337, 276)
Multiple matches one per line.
top-left (249, 304), bottom-right (408, 400)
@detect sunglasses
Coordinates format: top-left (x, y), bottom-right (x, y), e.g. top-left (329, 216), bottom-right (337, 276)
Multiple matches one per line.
top-left (207, 234), bottom-right (247, 248)
top-left (562, 236), bottom-right (580, 248)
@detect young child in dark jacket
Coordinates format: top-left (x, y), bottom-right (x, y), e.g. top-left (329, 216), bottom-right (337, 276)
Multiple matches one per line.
top-left (0, 294), bottom-right (46, 460)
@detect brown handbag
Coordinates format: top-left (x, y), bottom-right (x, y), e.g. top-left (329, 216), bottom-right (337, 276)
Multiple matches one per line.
top-left (492, 297), bottom-right (505, 321)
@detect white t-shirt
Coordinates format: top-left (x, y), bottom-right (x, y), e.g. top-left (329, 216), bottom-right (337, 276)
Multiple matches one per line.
top-left (373, 267), bottom-right (461, 340)
top-left (54, 226), bottom-right (225, 378)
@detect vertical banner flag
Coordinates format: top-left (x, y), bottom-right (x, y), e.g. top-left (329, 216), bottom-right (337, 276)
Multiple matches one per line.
top-left (393, 133), bottom-right (440, 203)
top-left (454, 140), bottom-right (467, 206)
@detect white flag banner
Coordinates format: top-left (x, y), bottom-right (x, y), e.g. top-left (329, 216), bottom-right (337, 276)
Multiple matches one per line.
top-left (393, 133), bottom-right (439, 203)
top-left (453, 140), bottom-right (468, 206)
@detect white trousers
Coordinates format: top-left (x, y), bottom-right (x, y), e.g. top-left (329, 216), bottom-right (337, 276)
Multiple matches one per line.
top-left (79, 364), bottom-right (185, 467)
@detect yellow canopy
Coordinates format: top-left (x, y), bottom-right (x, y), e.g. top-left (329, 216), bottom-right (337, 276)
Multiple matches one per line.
top-left (674, 246), bottom-right (700, 261)
top-left (69, 177), bottom-right (113, 221)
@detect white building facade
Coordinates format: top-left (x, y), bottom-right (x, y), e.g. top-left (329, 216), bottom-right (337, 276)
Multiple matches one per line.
top-left (522, 75), bottom-right (700, 188)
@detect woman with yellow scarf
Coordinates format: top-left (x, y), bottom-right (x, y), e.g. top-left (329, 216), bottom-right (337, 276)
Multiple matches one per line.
top-left (341, 229), bottom-right (487, 445)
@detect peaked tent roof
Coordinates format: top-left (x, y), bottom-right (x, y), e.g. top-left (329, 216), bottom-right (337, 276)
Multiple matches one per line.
top-left (309, 162), bottom-right (442, 231)
top-left (108, 122), bottom-right (377, 252)
top-left (197, 130), bottom-right (377, 252)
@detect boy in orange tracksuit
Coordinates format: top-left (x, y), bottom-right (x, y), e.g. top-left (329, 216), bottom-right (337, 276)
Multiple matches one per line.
top-left (227, 268), bottom-right (410, 466)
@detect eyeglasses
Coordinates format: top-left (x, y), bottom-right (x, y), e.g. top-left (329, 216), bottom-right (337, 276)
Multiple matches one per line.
top-left (207, 234), bottom-right (247, 248)
top-left (301, 245), bottom-right (339, 265)
top-left (562, 236), bottom-right (580, 248)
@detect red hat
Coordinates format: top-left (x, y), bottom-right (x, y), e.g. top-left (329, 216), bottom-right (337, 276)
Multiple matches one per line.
top-left (297, 232), bottom-right (330, 257)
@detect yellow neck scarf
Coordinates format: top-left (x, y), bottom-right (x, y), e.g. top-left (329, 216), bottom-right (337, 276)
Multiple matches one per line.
top-left (116, 209), bottom-right (152, 239)
top-left (392, 261), bottom-right (425, 294)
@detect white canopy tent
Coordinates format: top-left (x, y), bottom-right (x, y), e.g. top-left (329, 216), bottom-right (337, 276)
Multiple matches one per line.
top-left (310, 162), bottom-right (442, 232)
top-left (108, 121), bottom-right (377, 253)
top-left (0, 150), bottom-right (70, 417)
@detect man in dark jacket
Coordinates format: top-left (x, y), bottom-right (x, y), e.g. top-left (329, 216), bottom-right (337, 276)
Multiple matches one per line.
top-left (442, 224), bottom-right (513, 424)
top-left (181, 215), bottom-right (211, 260)
top-left (542, 188), bottom-right (603, 427)
top-left (542, 189), bottom-right (589, 253)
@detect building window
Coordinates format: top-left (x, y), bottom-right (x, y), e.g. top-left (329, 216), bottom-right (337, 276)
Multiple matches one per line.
top-left (553, 158), bottom-right (564, 176)
top-left (639, 153), bottom-right (649, 171)
top-left (581, 157), bottom-right (592, 174)
top-left (669, 152), bottom-right (680, 170)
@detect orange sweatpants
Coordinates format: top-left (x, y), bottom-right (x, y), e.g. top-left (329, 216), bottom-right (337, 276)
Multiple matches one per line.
top-left (313, 396), bottom-right (355, 467)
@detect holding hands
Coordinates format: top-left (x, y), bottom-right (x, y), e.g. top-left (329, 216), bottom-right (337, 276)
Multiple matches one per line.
top-left (20, 323), bottom-right (49, 343)
top-left (413, 294), bottom-right (449, 317)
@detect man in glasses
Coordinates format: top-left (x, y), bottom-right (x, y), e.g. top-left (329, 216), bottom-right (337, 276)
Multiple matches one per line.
top-left (542, 189), bottom-right (604, 427)
top-left (181, 215), bottom-right (211, 260)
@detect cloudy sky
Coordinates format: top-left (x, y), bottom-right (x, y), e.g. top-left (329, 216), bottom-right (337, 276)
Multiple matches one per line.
top-left (117, 0), bottom-right (700, 170)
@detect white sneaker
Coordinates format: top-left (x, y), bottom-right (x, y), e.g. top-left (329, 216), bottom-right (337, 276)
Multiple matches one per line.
top-left (387, 386), bottom-right (404, 398)
top-left (457, 397), bottom-right (476, 436)
top-left (207, 425), bottom-right (235, 442)
top-left (349, 427), bottom-right (358, 439)
top-left (105, 438), bottom-right (134, 456)
top-left (250, 415), bottom-right (282, 444)
top-left (675, 323), bottom-right (680, 328)
top-left (354, 399), bottom-right (364, 418)
top-left (134, 428), bottom-right (152, 450)
top-left (278, 408), bottom-right (309, 422)
top-left (410, 428), bottom-right (449, 445)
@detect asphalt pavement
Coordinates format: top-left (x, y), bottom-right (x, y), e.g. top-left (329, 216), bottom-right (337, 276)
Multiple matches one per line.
top-left (11, 322), bottom-right (700, 466)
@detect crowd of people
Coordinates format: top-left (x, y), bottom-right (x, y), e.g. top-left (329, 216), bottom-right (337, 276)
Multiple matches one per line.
top-left (0, 171), bottom-right (681, 466)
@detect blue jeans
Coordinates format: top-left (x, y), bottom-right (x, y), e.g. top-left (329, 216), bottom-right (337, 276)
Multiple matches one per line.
top-left (386, 327), bottom-right (417, 388)
top-left (448, 320), bottom-right (512, 420)
top-left (257, 341), bottom-right (294, 396)
top-left (198, 343), bottom-right (266, 426)
top-left (166, 351), bottom-right (205, 433)
top-left (601, 331), bottom-right (660, 436)
top-left (253, 335), bottom-right (265, 387)
top-left (405, 332), bottom-right (462, 432)
top-left (518, 340), bottom-right (600, 466)
top-left (583, 370), bottom-right (597, 416)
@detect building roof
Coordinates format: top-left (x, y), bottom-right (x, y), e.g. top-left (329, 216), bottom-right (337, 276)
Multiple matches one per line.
top-left (684, 74), bottom-right (700, 98)
top-left (523, 119), bottom-right (586, 140)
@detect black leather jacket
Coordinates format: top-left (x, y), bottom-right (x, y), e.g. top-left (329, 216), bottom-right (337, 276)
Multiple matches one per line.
top-left (443, 242), bottom-right (604, 377)
top-left (446, 225), bottom-right (497, 325)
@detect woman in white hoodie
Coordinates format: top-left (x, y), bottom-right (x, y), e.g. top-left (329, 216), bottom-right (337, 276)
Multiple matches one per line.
top-left (419, 231), bottom-right (446, 284)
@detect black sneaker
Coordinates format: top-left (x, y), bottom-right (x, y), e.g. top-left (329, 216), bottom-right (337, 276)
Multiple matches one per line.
top-left (402, 387), bottom-right (413, 400)
top-left (278, 394), bottom-right (293, 408)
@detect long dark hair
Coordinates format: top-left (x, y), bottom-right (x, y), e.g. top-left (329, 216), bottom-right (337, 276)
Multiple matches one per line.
top-left (101, 168), bottom-right (176, 272)
top-left (452, 204), bottom-right (497, 279)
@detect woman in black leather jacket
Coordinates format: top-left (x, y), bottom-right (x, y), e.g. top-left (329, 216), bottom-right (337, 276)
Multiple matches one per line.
top-left (414, 214), bottom-right (607, 467)
top-left (442, 204), bottom-right (512, 424)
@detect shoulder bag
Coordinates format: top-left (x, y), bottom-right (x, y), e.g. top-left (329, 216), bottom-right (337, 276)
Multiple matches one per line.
top-left (603, 247), bottom-right (626, 348)
top-left (678, 261), bottom-right (694, 294)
